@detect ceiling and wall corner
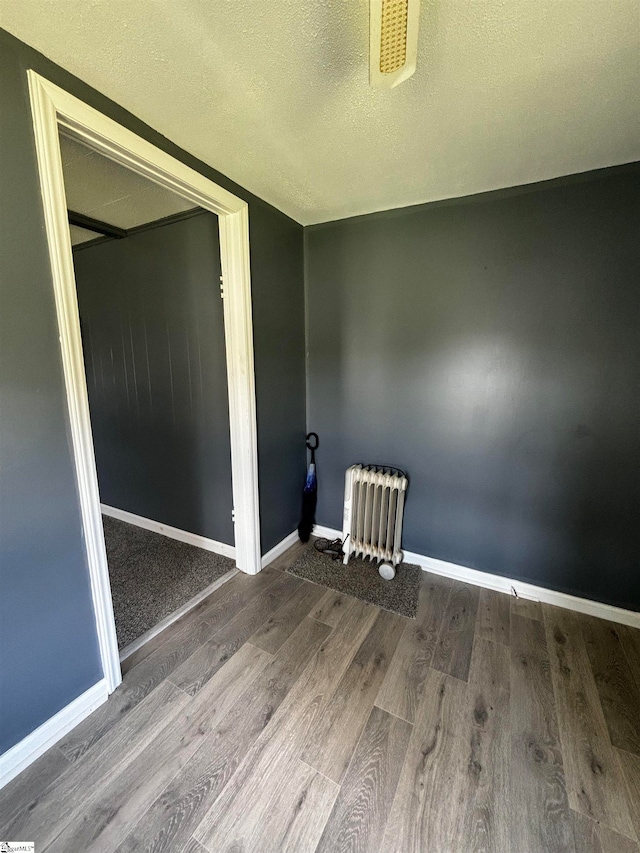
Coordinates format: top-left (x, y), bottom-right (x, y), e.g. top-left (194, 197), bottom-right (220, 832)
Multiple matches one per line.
top-left (1, 1), bottom-right (638, 226)
top-left (60, 136), bottom-right (196, 245)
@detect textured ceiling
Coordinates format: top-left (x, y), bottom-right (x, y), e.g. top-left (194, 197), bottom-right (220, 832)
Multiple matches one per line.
top-left (3, 1), bottom-right (639, 225)
top-left (60, 135), bottom-right (194, 244)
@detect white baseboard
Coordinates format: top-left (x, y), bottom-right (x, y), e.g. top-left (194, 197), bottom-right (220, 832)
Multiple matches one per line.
top-left (0, 679), bottom-right (108, 790)
top-left (119, 569), bottom-right (239, 663)
top-left (314, 525), bottom-right (640, 629)
top-left (102, 506), bottom-right (304, 573)
top-left (313, 525), bottom-right (345, 542)
top-left (101, 504), bottom-right (236, 561)
top-left (261, 530), bottom-right (299, 569)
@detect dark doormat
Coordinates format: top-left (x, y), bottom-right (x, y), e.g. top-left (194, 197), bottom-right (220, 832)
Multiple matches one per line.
top-left (286, 544), bottom-right (421, 618)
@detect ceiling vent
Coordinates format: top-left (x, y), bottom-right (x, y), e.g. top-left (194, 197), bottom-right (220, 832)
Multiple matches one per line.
top-left (370, 0), bottom-right (420, 89)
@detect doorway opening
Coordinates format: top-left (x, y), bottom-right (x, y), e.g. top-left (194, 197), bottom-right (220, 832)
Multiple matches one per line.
top-left (28, 71), bottom-right (261, 694)
top-left (63, 133), bottom-right (240, 655)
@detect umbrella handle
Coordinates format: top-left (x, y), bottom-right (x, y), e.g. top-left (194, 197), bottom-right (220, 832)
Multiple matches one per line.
top-left (306, 432), bottom-right (319, 464)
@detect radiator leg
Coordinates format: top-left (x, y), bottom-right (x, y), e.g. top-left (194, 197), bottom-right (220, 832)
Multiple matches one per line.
top-left (379, 562), bottom-right (396, 580)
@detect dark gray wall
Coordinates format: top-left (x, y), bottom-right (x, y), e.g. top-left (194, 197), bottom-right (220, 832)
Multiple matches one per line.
top-left (74, 212), bottom-right (234, 544)
top-left (250, 201), bottom-right (307, 553)
top-left (306, 165), bottom-right (640, 612)
top-left (0, 34), bottom-right (102, 754)
top-left (0, 28), bottom-right (305, 754)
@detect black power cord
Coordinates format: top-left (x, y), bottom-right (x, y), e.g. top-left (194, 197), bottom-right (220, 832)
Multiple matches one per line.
top-left (314, 537), bottom-right (345, 561)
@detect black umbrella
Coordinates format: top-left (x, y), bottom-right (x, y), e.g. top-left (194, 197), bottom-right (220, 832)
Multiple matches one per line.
top-left (298, 432), bottom-right (319, 543)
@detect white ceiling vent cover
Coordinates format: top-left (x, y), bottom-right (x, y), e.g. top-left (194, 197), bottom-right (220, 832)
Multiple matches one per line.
top-left (370, 0), bottom-right (420, 89)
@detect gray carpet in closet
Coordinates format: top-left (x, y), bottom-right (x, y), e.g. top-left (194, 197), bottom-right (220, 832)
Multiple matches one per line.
top-left (102, 514), bottom-right (235, 649)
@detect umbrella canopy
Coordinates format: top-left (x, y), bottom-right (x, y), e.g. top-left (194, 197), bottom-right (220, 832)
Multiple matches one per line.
top-left (298, 432), bottom-right (319, 543)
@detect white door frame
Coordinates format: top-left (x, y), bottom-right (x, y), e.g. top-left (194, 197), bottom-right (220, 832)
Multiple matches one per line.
top-left (28, 70), bottom-right (262, 695)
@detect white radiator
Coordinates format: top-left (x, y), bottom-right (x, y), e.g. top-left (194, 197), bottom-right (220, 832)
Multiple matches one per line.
top-left (342, 465), bottom-right (408, 567)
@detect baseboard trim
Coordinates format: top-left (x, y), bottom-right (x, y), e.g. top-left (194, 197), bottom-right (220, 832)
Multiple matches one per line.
top-left (0, 679), bottom-right (108, 789)
top-left (119, 569), bottom-right (239, 663)
top-left (261, 530), bottom-right (299, 569)
top-left (101, 504), bottom-right (236, 561)
top-left (313, 525), bottom-right (346, 542)
top-left (313, 525), bottom-right (640, 629)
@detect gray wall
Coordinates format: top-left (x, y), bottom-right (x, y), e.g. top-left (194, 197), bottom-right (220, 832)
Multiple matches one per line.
top-left (74, 212), bottom-right (234, 544)
top-left (306, 165), bottom-right (640, 612)
top-left (0, 28), bottom-right (305, 754)
top-left (0, 33), bottom-right (102, 754)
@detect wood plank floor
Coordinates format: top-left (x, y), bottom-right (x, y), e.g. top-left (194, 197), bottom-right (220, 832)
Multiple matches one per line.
top-left (1, 540), bottom-right (639, 852)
